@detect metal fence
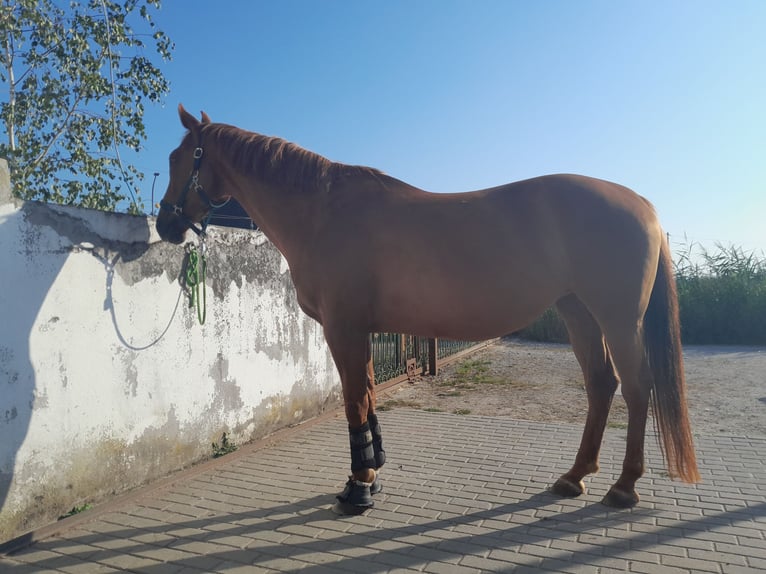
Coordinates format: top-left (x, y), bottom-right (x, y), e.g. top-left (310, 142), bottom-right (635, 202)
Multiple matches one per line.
top-left (370, 333), bottom-right (484, 384)
top-left (437, 338), bottom-right (478, 359)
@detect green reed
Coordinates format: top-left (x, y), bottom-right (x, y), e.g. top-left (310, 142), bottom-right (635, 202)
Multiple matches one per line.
top-left (674, 242), bottom-right (766, 345)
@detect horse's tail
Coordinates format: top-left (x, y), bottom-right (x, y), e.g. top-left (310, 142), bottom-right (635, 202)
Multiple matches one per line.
top-left (643, 236), bottom-right (700, 483)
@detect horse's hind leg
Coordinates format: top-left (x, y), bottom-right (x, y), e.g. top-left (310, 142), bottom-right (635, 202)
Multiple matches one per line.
top-left (551, 295), bottom-right (620, 498)
top-left (598, 327), bottom-right (652, 508)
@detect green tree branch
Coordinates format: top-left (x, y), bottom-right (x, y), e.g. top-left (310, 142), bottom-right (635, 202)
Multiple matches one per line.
top-left (0, 0), bottom-right (172, 211)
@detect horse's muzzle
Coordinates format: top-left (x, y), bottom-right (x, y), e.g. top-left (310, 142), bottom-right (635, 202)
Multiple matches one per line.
top-left (156, 212), bottom-right (188, 245)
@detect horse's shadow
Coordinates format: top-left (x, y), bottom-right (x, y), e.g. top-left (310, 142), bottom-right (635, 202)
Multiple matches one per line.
top-left (11, 460), bottom-right (766, 571)
top-left (8, 488), bottom-right (666, 571)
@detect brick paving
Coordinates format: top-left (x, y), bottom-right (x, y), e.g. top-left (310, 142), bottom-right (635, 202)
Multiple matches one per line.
top-left (1, 409), bottom-right (764, 573)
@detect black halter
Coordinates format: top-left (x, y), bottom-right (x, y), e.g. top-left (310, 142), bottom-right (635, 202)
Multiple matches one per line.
top-left (160, 140), bottom-right (229, 237)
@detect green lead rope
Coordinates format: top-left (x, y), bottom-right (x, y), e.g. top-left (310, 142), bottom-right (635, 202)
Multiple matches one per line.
top-left (185, 245), bottom-right (207, 325)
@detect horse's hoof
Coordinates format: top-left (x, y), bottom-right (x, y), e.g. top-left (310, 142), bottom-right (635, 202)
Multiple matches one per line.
top-left (550, 477), bottom-right (585, 498)
top-left (602, 486), bottom-right (639, 508)
top-left (332, 477), bottom-right (374, 516)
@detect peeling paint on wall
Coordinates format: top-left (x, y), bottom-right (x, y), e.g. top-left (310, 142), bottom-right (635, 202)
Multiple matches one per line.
top-left (0, 159), bottom-right (340, 543)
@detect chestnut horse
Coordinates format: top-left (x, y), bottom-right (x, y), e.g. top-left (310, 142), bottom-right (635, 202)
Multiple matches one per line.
top-left (156, 105), bottom-right (700, 514)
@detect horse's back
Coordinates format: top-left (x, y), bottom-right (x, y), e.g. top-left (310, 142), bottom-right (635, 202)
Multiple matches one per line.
top-left (380, 173), bottom-right (661, 278)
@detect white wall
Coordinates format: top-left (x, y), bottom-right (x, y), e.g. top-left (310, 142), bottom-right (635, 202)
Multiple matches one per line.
top-left (0, 159), bottom-right (339, 542)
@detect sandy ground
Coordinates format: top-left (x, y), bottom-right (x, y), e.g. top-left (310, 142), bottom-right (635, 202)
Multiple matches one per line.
top-left (380, 338), bottom-right (766, 438)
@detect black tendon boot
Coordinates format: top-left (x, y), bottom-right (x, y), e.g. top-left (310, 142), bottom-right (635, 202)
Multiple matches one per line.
top-left (334, 422), bottom-right (376, 515)
top-left (368, 413), bottom-right (385, 494)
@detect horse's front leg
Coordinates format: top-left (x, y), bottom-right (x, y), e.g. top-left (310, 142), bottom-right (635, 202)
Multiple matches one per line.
top-left (365, 337), bottom-right (386, 489)
top-left (324, 326), bottom-right (384, 515)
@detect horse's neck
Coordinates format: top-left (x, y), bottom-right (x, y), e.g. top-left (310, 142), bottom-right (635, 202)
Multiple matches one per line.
top-left (224, 158), bottom-right (317, 264)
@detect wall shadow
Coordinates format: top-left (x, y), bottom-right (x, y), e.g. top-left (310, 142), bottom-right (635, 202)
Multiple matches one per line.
top-left (0, 205), bottom-right (67, 534)
top-left (0, 200), bottom-right (150, 541)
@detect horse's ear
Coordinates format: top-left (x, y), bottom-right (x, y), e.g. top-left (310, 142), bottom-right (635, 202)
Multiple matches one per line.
top-left (200, 110), bottom-right (212, 124)
top-left (178, 103), bottom-right (200, 131)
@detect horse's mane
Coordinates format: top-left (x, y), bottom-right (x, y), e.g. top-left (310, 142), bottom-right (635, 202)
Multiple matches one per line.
top-left (202, 123), bottom-right (385, 193)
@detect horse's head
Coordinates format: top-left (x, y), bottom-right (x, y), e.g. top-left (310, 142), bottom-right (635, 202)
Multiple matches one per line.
top-left (156, 104), bottom-right (229, 244)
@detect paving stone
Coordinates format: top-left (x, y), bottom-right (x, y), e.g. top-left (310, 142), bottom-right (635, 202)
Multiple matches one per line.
top-left (661, 553), bottom-right (724, 572)
top-left (211, 562), bottom-right (274, 573)
top-left (1, 410), bottom-right (764, 574)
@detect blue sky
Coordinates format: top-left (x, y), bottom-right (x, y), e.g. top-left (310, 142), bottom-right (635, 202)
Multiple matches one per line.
top-left (136, 1), bottom-right (766, 255)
